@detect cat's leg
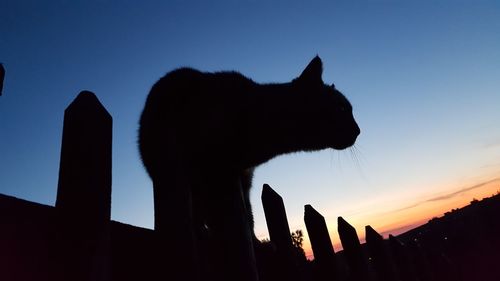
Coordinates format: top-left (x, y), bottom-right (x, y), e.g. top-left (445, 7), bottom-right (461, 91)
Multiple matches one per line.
top-left (196, 171), bottom-right (258, 280)
top-left (240, 168), bottom-right (257, 242)
top-left (152, 153), bottom-right (199, 281)
top-left (240, 168), bottom-right (279, 281)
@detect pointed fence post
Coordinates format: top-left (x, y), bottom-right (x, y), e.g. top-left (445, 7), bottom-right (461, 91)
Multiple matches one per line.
top-left (261, 184), bottom-right (298, 280)
top-left (304, 205), bottom-right (337, 281)
top-left (337, 217), bottom-right (371, 281)
top-left (55, 91), bottom-right (112, 281)
top-left (365, 226), bottom-right (397, 281)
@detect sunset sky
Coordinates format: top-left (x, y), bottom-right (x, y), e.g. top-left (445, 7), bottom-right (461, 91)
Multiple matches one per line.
top-left (1, 1), bottom-right (500, 257)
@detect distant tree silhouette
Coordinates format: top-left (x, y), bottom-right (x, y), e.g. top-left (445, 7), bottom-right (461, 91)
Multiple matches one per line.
top-left (291, 230), bottom-right (304, 249)
top-left (291, 229), bottom-right (307, 262)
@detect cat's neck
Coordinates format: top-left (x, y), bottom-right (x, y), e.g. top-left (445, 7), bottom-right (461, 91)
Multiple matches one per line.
top-left (243, 82), bottom-right (323, 167)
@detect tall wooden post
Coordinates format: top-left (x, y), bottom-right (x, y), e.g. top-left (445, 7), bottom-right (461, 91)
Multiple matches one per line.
top-left (304, 205), bottom-right (337, 281)
top-left (55, 91), bottom-right (112, 281)
top-left (337, 217), bottom-right (370, 281)
top-left (365, 225), bottom-right (397, 281)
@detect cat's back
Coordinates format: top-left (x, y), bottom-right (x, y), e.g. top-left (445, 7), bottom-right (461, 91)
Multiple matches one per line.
top-left (144, 68), bottom-right (205, 109)
top-left (138, 68), bottom-right (205, 175)
top-left (139, 67), bottom-right (256, 171)
top-left (143, 68), bottom-right (254, 112)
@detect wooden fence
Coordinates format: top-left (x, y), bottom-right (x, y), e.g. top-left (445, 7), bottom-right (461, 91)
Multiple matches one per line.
top-left (3, 91), bottom-right (496, 281)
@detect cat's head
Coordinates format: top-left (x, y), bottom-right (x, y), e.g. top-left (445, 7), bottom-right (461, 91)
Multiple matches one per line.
top-left (291, 56), bottom-right (360, 150)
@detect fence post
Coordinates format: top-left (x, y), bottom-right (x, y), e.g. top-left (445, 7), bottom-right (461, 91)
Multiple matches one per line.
top-left (261, 184), bottom-right (298, 280)
top-left (337, 216), bottom-right (371, 281)
top-left (55, 91), bottom-right (112, 281)
top-left (304, 204), bottom-right (337, 281)
top-left (365, 225), bottom-right (397, 281)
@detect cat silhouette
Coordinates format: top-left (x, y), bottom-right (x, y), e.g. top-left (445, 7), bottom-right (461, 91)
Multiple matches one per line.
top-left (139, 56), bottom-right (359, 278)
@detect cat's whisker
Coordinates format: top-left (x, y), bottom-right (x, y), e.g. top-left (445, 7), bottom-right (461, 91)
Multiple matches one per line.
top-left (329, 149), bottom-right (335, 168)
top-left (337, 149), bottom-right (343, 172)
top-left (349, 146), bottom-right (357, 166)
top-left (353, 145), bottom-right (365, 161)
top-left (349, 145), bottom-right (365, 175)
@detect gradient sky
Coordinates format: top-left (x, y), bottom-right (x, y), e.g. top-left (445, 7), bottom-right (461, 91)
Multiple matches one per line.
top-left (1, 0), bottom-right (500, 256)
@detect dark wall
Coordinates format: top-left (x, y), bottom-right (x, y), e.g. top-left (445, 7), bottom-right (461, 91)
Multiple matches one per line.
top-left (0, 194), bottom-right (163, 281)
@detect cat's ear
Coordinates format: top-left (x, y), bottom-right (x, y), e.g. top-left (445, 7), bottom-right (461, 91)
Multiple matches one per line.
top-left (298, 56), bottom-right (323, 84)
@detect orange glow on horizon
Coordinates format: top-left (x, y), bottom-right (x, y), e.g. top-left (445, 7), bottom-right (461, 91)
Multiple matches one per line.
top-left (301, 177), bottom-right (500, 260)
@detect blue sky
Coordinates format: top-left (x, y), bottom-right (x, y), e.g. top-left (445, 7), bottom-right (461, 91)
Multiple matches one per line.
top-left (1, 1), bottom-right (500, 253)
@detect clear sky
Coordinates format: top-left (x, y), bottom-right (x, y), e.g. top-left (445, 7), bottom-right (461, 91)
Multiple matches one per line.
top-left (1, 0), bottom-right (500, 257)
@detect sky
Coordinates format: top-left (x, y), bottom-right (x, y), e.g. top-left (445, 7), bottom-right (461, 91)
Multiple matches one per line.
top-left (1, 0), bottom-right (500, 257)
